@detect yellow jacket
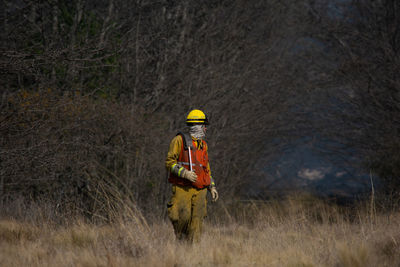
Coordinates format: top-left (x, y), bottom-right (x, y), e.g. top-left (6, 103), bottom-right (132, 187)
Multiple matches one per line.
top-left (165, 135), bottom-right (214, 185)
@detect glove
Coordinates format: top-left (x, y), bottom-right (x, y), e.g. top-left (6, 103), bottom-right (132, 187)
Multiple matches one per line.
top-left (209, 187), bottom-right (219, 202)
top-left (182, 169), bottom-right (197, 183)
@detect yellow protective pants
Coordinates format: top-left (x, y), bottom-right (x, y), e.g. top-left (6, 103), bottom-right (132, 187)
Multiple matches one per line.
top-left (167, 185), bottom-right (207, 243)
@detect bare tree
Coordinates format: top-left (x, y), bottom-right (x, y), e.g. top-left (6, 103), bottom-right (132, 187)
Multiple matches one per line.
top-left (1, 0), bottom-right (321, 219)
top-left (304, 0), bottom-right (400, 198)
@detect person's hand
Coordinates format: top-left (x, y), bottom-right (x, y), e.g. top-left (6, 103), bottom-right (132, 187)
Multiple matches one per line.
top-left (182, 170), bottom-right (197, 183)
top-left (209, 187), bottom-right (219, 202)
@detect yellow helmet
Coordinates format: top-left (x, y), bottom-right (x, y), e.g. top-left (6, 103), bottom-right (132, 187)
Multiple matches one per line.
top-left (186, 109), bottom-right (209, 125)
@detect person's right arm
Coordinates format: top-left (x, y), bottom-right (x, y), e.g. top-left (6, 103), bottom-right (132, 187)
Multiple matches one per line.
top-left (165, 135), bottom-right (197, 182)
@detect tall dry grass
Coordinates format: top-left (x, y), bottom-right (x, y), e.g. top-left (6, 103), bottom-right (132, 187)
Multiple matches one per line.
top-left (0, 197), bottom-right (399, 267)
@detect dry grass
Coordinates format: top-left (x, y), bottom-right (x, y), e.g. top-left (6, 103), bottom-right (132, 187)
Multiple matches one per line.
top-left (0, 198), bottom-right (399, 267)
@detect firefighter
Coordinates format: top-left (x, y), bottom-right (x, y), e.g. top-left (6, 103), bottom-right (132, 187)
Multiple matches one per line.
top-left (165, 109), bottom-right (219, 242)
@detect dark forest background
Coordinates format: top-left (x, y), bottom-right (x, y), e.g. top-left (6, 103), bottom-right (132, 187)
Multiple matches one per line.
top-left (1, 0), bottom-right (399, 221)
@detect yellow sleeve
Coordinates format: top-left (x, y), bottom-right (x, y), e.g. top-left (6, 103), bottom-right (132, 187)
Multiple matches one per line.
top-left (165, 135), bottom-right (183, 171)
top-left (204, 142), bottom-right (215, 187)
top-left (204, 142), bottom-right (212, 177)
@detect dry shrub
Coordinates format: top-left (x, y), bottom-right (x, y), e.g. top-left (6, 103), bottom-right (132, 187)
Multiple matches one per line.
top-left (1, 89), bottom-right (169, 221)
top-left (208, 194), bottom-right (347, 227)
top-left (373, 233), bottom-right (400, 264)
top-left (0, 198), bottom-right (400, 267)
top-left (336, 243), bottom-right (369, 267)
top-left (52, 222), bottom-right (98, 248)
top-left (0, 220), bottom-right (40, 243)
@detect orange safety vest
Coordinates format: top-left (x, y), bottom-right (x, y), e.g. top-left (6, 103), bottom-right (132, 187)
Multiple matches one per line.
top-left (168, 132), bottom-right (211, 189)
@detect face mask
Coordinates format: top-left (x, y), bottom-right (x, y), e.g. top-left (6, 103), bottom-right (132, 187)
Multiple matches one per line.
top-left (188, 125), bottom-right (205, 139)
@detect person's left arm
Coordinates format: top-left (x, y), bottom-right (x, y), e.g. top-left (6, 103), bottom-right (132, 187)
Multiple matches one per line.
top-left (205, 142), bottom-right (218, 202)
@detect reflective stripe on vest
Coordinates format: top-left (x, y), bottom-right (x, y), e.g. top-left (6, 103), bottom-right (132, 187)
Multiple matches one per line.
top-left (178, 161), bottom-right (204, 167)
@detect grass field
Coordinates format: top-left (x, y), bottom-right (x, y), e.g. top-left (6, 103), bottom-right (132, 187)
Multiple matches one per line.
top-left (0, 198), bottom-right (399, 266)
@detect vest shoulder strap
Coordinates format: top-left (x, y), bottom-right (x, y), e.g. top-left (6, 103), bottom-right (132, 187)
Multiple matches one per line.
top-left (176, 132), bottom-right (193, 150)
